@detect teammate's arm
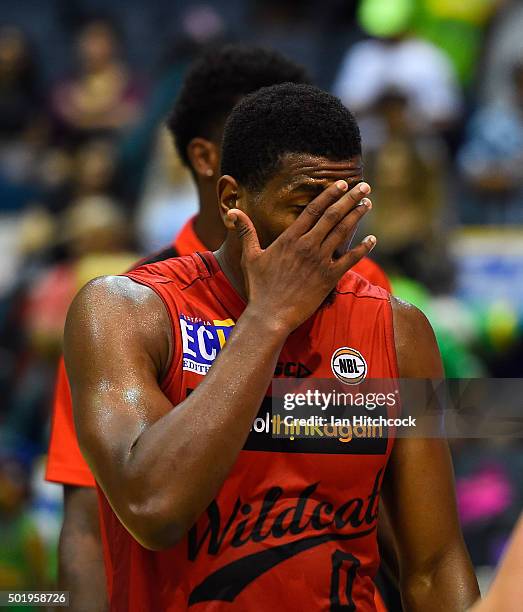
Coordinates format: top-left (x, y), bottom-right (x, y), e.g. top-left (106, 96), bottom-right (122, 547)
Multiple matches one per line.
top-left (47, 359), bottom-right (107, 610)
top-left (470, 514), bottom-right (523, 611)
top-left (58, 486), bottom-right (107, 612)
top-left (382, 299), bottom-right (480, 611)
top-left (64, 180), bottom-right (375, 551)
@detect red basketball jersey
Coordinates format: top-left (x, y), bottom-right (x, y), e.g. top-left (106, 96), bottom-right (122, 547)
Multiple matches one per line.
top-left (97, 251), bottom-right (398, 611)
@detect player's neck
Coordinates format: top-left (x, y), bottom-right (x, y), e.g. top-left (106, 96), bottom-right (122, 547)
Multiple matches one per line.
top-left (193, 189), bottom-right (227, 251)
top-left (214, 238), bottom-right (247, 300)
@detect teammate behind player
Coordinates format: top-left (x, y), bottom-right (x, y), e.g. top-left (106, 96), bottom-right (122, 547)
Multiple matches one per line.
top-left (64, 84), bottom-right (479, 610)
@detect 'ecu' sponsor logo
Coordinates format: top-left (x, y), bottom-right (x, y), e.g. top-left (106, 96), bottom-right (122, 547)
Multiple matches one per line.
top-left (180, 316), bottom-right (235, 375)
top-left (181, 316), bottom-right (316, 378)
top-left (331, 347), bottom-right (367, 385)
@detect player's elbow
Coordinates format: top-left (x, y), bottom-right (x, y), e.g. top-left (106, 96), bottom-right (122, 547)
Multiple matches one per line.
top-left (401, 571), bottom-right (435, 609)
top-left (400, 545), bottom-right (479, 609)
top-left (124, 496), bottom-right (189, 551)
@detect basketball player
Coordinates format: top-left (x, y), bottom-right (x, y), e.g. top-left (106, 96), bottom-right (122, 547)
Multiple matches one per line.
top-left (64, 84), bottom-right (479, 610)
top-left (46, 46), bottom-right (391, 610)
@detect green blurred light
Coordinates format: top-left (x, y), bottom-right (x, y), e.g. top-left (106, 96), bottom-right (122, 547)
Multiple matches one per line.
top-left (358, 0), bottom-right (415, 37)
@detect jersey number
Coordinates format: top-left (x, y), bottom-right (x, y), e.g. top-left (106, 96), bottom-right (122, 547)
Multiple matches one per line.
top-left (329, 550), bottom-right (360, 611)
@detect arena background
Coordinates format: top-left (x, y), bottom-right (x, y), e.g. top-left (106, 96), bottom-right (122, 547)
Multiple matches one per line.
top-left (0, 0), bottom-right (522, 600)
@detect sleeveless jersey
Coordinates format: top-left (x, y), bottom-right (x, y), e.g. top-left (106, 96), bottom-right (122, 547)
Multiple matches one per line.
top-left (98, 251), bottom-right (399, 611)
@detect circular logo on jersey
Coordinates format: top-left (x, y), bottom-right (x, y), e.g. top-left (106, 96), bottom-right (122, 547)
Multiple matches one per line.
top-left (331, 347), bottom-right (367, 385)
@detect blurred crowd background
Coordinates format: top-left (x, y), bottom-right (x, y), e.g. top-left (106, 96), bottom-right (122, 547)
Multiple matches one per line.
top-left (0, 0), bottom-right (522, 596)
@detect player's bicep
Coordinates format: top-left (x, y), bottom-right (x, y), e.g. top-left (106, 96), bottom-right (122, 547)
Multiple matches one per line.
top-left (382, 437), bottom-right (462, 576)
top-left (64, 276), bottom-right (172, 485)
top-left (387, 297), bottom-right (465, 575)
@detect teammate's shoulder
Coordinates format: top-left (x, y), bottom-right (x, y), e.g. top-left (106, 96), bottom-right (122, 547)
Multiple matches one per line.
top-left (128, 252), bottom-right (207, 290)
top-left (337, 269), bottom-right (391, 300)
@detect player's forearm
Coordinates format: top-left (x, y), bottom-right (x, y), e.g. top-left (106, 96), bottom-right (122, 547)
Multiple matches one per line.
top-left (401, 548), bottom-right (479, 612)
top-left (59, 487), bottom-right (108, 612)
top-left (59, 539), bottom-right (108, 612)
top-left (117, 307), bottom-right (288, 550)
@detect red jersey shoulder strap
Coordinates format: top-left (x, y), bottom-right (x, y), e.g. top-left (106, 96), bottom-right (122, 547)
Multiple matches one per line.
top-left (337, 270), bottom-right (390, 301)
top-left (123, 253), bottom-right (214, 392)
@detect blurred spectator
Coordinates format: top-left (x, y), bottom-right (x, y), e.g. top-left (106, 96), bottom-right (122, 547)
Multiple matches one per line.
top-left (458, 60), bottom-right (523, 224)
top-left (51, 18), bottom-right (145, 144)
top-left (24, 195), bottom-right (137, 357)
top-left (39, 138), bottom-right (119, 215)
top-left (364, 90), bottom-right (453, 290)
top-left (0, 452), bottom-right (46, 591)
top-left (333, 0), bottom-right (463, 134)
top-left (0, 26), bottom-right (49, 213)
top-left (135, 127), bottom-right (197, 252)
top-left (71, 138), bottom-right (118, 199)
top-left (0, 26), bottom-right (42, 140)
top-left (481, 0), bottom-right (523, 106)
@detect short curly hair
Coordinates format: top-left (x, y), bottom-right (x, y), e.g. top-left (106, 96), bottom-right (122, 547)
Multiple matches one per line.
top-left (221, 83), bottom-right (362, 191)
top-left (167, 45), bottom-right (310, 167)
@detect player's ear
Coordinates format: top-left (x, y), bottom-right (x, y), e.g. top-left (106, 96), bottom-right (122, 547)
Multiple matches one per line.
top-left (186, 137), bottom-right (219, 179)
top-left (217, 175), bottom-right (242, 229)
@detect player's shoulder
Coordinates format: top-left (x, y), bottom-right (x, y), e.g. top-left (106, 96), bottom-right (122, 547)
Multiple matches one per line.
top-left (390, 296), bottom-right (434, 341)
top-left (69, 275), bottom-right (164, 320)
top-left (64, 275), bottom-right (172, 389)
top-left (337, 269), bottom-right (390, 301)
top-left (389, 297), bottom-right (442, 377)
top-left (65, 274), bottom-right (171, 358)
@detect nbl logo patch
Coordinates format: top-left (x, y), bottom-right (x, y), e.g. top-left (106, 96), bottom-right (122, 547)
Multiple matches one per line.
top-left (180, 315), bottom-right (235, 375)
top-left (331, 347), bottom-right (367, 384)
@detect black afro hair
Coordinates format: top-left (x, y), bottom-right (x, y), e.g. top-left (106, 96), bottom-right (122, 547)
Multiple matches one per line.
top-left (167, 44), bottom-right (310, 167)
top-left (221, 83), bottom-right (361, 191)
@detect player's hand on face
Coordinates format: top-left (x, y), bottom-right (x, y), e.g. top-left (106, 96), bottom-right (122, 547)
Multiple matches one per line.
top-left (228, 180), bottom-right (375, 333)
